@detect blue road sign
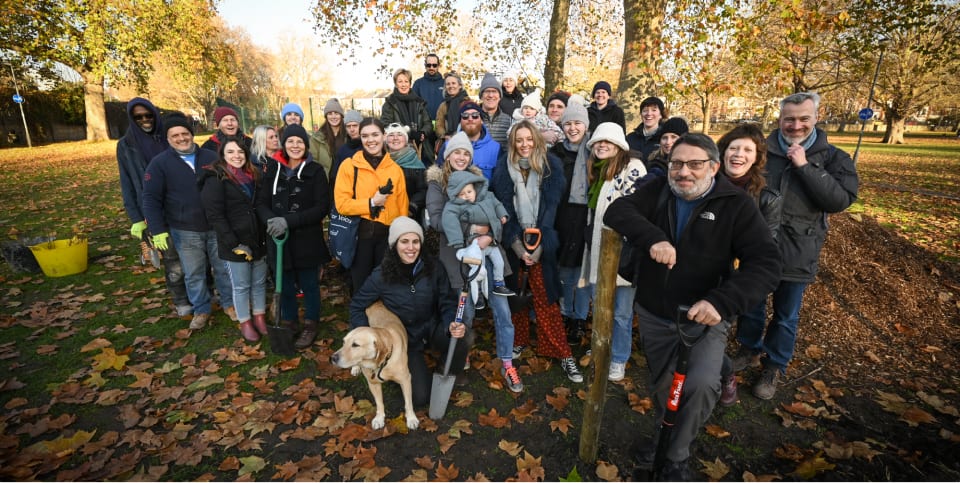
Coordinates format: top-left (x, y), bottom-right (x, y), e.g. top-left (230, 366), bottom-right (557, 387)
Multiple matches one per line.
top-left (858, 108), bottom-right (874, 121)
top-left (12, 94), bottom-right (23, 104)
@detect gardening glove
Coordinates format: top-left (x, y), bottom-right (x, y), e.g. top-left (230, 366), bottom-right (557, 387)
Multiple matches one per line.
top-left (233, 244), bottom-right (253, 261)
top-left (266, 217), bottom-right (288, 237)
top-left (130, 221), bottom-right (147, 239)
top-left (152, 232), bottom-right (170, 251)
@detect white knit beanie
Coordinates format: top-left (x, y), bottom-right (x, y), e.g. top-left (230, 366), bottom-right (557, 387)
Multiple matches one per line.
top-left (586, 122), bottom-right (629, 152)
top-left (388, 216), bottom-right (424, 246)
top-left (521, 89), bottom-right (543, 112)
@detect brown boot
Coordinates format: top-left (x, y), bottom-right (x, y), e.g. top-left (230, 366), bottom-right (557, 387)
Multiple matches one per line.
top-left (252, 313), bottom-right (268, 335)
top-left (239, 321), bottom-right (260, 342)
top-left (294, 319), bottom-right (318, 349)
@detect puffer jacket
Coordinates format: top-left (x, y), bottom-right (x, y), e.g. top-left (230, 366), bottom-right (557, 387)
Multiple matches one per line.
top-left (334, 150), bottom-right (409, 226)
top-left (765, 128), bottom-right (858, 282)
top-left (199, 165), bottom-right (266, 262)
top-left (441, 171), bottom-right (508, 248)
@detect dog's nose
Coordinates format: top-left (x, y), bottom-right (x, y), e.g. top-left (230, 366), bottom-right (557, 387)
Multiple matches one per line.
top-left (331, 352), bottom-right (340, 365)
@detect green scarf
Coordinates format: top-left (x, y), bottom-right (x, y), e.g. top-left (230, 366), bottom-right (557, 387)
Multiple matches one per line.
top-left (587, 158), bottom-right (609, 209)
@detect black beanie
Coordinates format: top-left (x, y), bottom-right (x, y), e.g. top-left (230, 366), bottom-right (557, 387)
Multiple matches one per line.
top-left (280, 124), bottom-right (310, 156)
top-left (547, 91), bottom-right (571, 106)
top-left (659, 117), bottom-right (689, 137)
top-left (640, 96), bottom-right (666, 113)
top-left (163, 112), bottom-right (193, 136)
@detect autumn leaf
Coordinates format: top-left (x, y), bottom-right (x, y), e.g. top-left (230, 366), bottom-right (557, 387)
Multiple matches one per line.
top-left (478, 408), bottom-right (510, 428)
top-left (804, 345), bottom-right (824, 359)
top-left (239, 455), bottom-right (266, 476)
top-left (435, 461), bottom-right (459, 481)
top-left (790, 452), bottom-right (835, 479)
top-left (499, 439), bottom-right (524, 457)
top-left (917, 391), bottom-right (960, 417)
top-left (414, 455), bottom-right (434, 469)
top-left (595, 460), bottom-right (619, 481)
top-left (781, 401), bottom-right (818, 417)
top-left (219, 456), bottom-right (240, 471)
top-left (742, 470), bottom-right (783, 481)
top-left (272, 461), bottom-right (300, 480)
top-left (900, 406), bottom-right (937, 427)
top-left (510, 399), bottom-right (539, 423)
top-left (25, 429), bottom-right (96, 455)
top-left (516, 451), bottom-right (545, 481)
top-left (705, 424), bottom-right (731, 438)
top-left (127, 371), bottom-right (153, 388)
top-left (80, 337), bottom-right (112, 352)
top-left (453, 391), bottom-right (474, 407)
top-left (436, 433), bottom-right (457, 454)
top-left (447, 419), bottom-right (473, 438)
top-left (546, 392), bottom-right (569, 412)
top-left (278, 357), bottom-right (301, 371)
top-left (629, 393), bottom-right (653, 414)
top-left (92, 347), bottom-right (129, 371)
top-left (186, 375), bottom-right (224, 391)
top-left (36, 344), bottom-right (58, 355)
top-left (699, 457), bottom-right (731, 480)
top-left (550, 418), bottom-right (573, 435)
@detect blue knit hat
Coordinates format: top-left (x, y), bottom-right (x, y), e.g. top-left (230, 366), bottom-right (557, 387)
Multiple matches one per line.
top-left (281, 103), bottom-right (304, 123)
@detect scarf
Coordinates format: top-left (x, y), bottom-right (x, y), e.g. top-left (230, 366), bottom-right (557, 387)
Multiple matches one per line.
top-left (587, 158), bottom-right (610, 209)
top-left (363, 151), bottom-right (384, 170)
top-left (777, 128), bottom-right (817, 154)
top-left (443, 89), bottom-right (467, 135)
top-left (228, 165), bottom-right (255, 199)
top-left (390, 146), bottom-right (422, 170)
top-left (507, 158), bottom-right (540, 227)
top-left (387, 89), bottom-right (423, 127)
top-left (727, 173), bottom-right (752, 192)
top-left (565, 140), bottom-right (590, 205)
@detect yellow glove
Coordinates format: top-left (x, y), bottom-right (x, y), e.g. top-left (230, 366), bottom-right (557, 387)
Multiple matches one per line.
top-left (152, 232), bottom-right (170, 251)
top-left (130, 221), bottom-right (147, 239)
top-left (232, 244), bottom-right (254, 261)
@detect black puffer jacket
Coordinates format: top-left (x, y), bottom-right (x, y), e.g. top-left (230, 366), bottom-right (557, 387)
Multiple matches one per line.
top-left (765, 128), bottom-right (858, 282)
top-left (349, 253), bottom-right (456, 348)
top-left (255, 155), bottom-right (331, 270)
top-left (199, 165), bottom-right (266, 262)
top-left (550, 141), bottom-right (589, 268)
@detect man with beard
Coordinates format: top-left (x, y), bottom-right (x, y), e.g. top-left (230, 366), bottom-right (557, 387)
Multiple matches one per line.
top-left (732, 92), bottom-right (858, 400)
top-left (436, 100), bottom-right (501, 180)
top-left (412, 54), bottom-right (444, 121)
top-left (117, 98), bottom-right (191, 318)
top-left (143, 113), bottom-right (236, 330)
top-left (605, 133), bottom-right (781, 480)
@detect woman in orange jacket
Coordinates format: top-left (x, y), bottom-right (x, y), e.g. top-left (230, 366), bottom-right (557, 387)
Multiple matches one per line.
top-left (334, 118), bottom-right (409, 291)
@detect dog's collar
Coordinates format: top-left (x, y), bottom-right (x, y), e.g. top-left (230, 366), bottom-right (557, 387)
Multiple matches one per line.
top-left (374, 348), bottom-right (392, 382)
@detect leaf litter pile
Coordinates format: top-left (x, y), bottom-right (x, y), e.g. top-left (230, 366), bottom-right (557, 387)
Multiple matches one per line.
top-left (0, 142), bottom-right (959, 481)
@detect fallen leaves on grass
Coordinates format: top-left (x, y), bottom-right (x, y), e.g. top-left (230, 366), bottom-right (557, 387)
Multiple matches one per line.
top-left (595, 460), bottom-right (619, 481)
top-left (499, 439), bottom-right (523, 457)
top-left (515, 451), bottom-right (545, 481)
top-left (699, 457), bottom-right (730, 480)
top-left (478, 408), bottom-right (510, 428)
top-left (549, 418), bottom-right (572, 435)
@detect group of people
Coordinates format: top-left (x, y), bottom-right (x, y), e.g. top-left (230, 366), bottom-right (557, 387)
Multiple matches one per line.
top-left (117, 53), bottom-right (859, 480)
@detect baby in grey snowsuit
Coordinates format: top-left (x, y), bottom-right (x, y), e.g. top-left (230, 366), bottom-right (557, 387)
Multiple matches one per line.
top-left (441, 170), bottom-right (514, 295)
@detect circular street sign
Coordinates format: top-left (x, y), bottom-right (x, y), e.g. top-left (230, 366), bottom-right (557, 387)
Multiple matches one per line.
top-left (12, 94), bottom-right (23, 104)
top-left (858, 108), bottom-right (874, 121)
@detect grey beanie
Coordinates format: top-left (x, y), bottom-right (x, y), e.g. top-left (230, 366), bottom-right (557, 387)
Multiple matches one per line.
top-left (324, 98), bottom-right (344, 115)
top-left (560, 94), bottom-right (590, 128)
top-left (344, 110), bottom-right (363, 124)
top-left (388, 216), bottom-right (424, 246)
top-left (444, 131), bottom-right (474, 160)
top-left (478, 73), bottom-right (502, 97)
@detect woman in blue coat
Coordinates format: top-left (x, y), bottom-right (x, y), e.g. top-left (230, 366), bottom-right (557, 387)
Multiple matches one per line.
top-left (491, 120), bottom-right (582, 383)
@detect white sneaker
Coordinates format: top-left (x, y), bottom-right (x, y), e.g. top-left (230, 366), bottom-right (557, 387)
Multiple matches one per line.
top-left (609, 362), bottom-right (626, 382)
top-left (189, 313), bottom-right (210, 330)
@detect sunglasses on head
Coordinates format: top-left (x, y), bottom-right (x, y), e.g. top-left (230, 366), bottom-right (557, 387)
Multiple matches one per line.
top-left (425, 63), bottom-right (439, 68)
top-left (460, 112), bottom-right (481, 120)
top-left (133, 114), bottom-right (154, 121)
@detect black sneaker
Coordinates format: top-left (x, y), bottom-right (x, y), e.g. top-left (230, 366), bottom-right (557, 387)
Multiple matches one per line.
top-left (492, 285), bottom-right (515, 296)
top-left (560, 357), bottom-right (583, 383)
top-left (475, 295), bottom-right (486, 311)
top-left (512, 344), bottom-right (526, 359)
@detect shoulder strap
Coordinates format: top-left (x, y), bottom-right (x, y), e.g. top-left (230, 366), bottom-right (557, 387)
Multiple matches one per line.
top-left (352, 165), bottom-right (359, 200)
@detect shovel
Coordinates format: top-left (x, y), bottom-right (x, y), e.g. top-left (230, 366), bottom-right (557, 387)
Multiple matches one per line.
top-left (267, 231), bottom-right (296, 357)
top-left (429, 259), bottom-right (481, 420)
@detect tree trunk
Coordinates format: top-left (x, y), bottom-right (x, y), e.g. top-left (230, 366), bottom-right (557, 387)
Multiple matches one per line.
top-left (80, 70), bottom-right (110, 141)
top-left (543, 0), bottom-right (570, 99)
top-left (618, 0), bottom-right (667, 127)
top-left (700, 95), bottom-right (713, 134)
top-left (883, 117), bottom-right (906, 144)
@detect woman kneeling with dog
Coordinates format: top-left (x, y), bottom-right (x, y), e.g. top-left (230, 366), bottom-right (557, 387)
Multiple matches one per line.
top-left (349, 216), bottom-right (471, 407)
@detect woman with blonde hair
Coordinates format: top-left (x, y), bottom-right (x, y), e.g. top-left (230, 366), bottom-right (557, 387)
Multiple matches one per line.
top-left (491, 120), bottom-right (582, 383)
top-left (381, 68), bottom-right (434, 164)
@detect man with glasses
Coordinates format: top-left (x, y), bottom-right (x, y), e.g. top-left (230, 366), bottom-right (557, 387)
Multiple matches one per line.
top-left (117, 98), bottom-right (191, 319)
top-left (477, 72), bottom-right (512, 145)
top-left (412, 54), bottom-right (444, 121)
top-left (605, 133), bottom-right (781, 480)
top-left (436, 100), bottom-right (501, 180)
top-left (733, 92), bottom-right (858, 400)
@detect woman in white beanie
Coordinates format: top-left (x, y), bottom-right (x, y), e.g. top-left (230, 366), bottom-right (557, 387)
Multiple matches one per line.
top-left (385, 122), bottom-right (428, 222)
top-left (425, 132), bottom-right (524, 393)
top-left (580, 122), bottom-right (647, 382)
top-left (499, 70), bottom-right (524, 117)
top-left (348, 216), bottom-right (470, 409)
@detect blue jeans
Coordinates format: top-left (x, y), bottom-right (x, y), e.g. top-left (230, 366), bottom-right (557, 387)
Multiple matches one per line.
top-left (736, 280), bottom-right (809, 372)
top-left (281, 267), bottom-right (320, 321)
top-left (225, 258), bottom-right (267, 322)
top-left (461, 259), bottom-right (514, 361)
top-left (558, 265), bottom-right (591, 320)
top-left (170, 229), bottom-right (233, 315)
top-left (582, 284), bottom-right (636, 364)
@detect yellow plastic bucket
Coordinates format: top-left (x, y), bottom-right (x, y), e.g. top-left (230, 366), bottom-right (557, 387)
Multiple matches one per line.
top-left (29, 238), bottom-right (89, 277)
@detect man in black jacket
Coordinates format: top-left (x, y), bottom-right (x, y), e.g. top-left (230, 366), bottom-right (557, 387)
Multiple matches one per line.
top-left (605, 133), bottom-right (781, 480)
top-left (733, 92), bottom-right (859, 400)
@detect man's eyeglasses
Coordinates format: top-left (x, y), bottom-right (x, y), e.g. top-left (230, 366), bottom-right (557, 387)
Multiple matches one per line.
top-left (425, 63), bottom-right (439, 68)
top-left (460, 112), bottom-right (481, 120)
top-left (133, 114), bottom-right (154, 121)
top-left (667, 159), bottom-right (711, 171)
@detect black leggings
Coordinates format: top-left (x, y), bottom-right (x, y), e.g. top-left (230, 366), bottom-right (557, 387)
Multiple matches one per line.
top-left (409, 322), bottom-right (474, 408)
top-left (351, 221), bottom-right (389, 292)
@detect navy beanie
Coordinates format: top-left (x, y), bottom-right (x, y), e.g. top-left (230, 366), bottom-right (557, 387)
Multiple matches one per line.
top-left (592, 81), bottom-right (612, 97)
top-left (163, 113), bottom-right (193, 136)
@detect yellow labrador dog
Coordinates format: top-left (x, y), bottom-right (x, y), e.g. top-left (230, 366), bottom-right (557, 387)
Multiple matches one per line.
top-left (332, 301), bottom-right (418, 430)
